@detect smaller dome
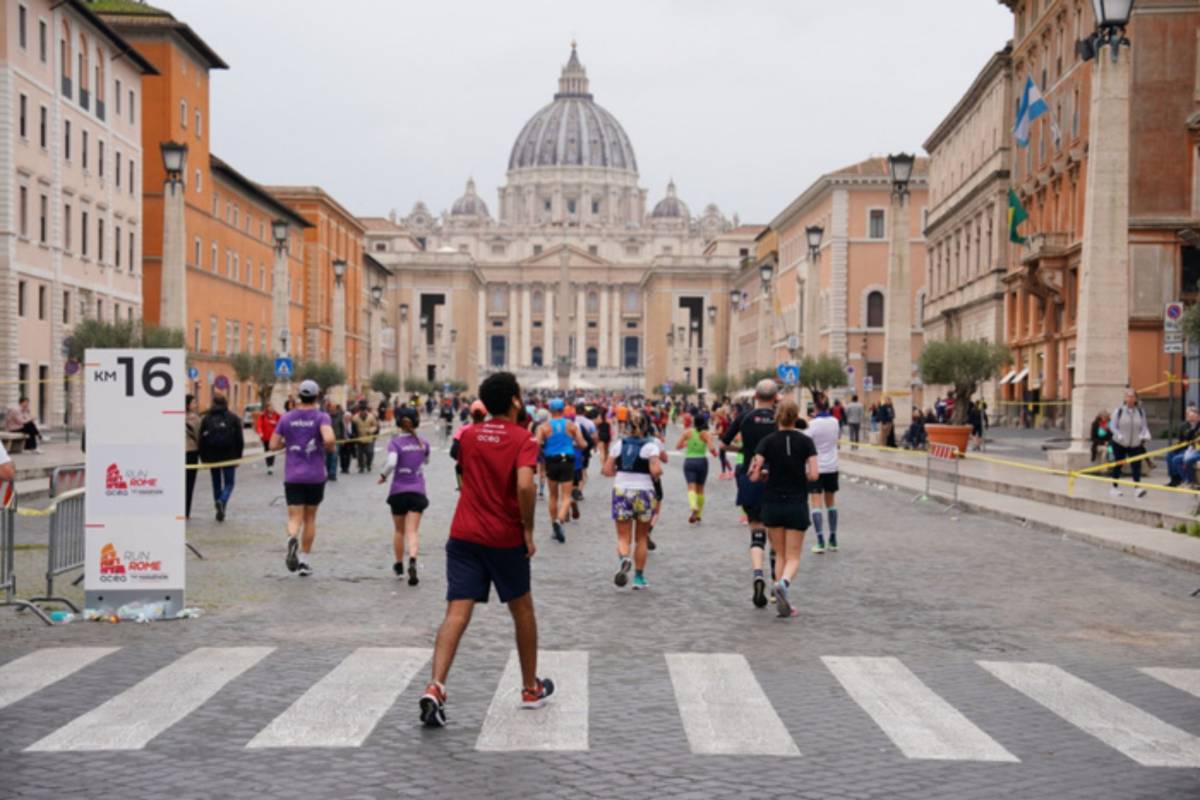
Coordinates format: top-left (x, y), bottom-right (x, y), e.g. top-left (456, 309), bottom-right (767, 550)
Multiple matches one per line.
top-left (450, 178), bottom-right (490, 218)
top-left (651, 180), bottom-right (689, 219)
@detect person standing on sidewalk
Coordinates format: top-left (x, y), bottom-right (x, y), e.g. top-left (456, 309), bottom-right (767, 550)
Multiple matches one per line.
top-left (420, 371), bottom-right (553, 728)
top-left (353, 403), bottom-right (380, 473)
top-left (198, 394), bottom-right (243, 522)
top-left (1110, 389), bottom-right (1151, 498)
top-left (806, 393), bottom-right (842, 554)
top-left (720, 378), bottom-right (780, 609)
top-left (184, 394), bottom-right (201, 519)
top-left (845, 394), bottom-right (864, 448)
top-left (255, 403), bottom-right (281, 476)
top-left (878, 396), bottom-right (896, 448)
top-left (749, 399), bottom-right (818, 618)
top-left (379, 406), bottom-right (430, 585)
top-left (270, 380), bottom-right (335, 577)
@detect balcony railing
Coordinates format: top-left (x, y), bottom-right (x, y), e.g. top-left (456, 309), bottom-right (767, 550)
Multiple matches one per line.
top-left (61, 76), bottom-right (72, 99)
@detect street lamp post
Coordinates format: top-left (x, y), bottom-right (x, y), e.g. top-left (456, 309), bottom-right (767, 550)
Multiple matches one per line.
top-left (368, 285), bottom-right (383, 378)
top-left (883, 152), bottom-right (916, 432)
top-left (271, 219), bottom-right (290, 361)
top-left (1052, 0), bottom-right (1137, 468)
top-left (158, 141), bottom-right (188, 330)
top-left (727, 288), bottom-right (742, 380)
top-left (803, 225), bottom-right (824, 359)
top-left (757, 263), bottom-right (774, 372)
top-left (398, 303), bottom-right (409, 387)
top-left (331, 258), bottom-right (347, 400)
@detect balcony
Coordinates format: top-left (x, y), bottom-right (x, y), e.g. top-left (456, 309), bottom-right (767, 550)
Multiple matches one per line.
top-left (96, 100), bottom-right (105, 121)
top-left (1020, 232), bottom-right (1072, 266)
top-left (61, 76), bottom-right (72, 99)
top-left (79, 88), bottom-right (89, 111)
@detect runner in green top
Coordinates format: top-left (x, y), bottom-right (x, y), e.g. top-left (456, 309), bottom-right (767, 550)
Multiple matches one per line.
top-left (675, 413), bottom-right (718, 524)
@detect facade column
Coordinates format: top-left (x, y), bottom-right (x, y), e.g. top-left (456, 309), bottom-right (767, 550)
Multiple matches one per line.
top-left (803, 254), bottom-right (821, 359)
top-left (508, 286), bottom-right (518, 368)
top-left (610, 286), bottom-right (622, 372)
top-left (520, 286), bottom-right (532, 369)
top-left (545, 291), bottom-right (555, 367)
top-left (398, 301), bottom-right (409, 389)
top-left (477, 286), bottom-right (486, 372)
top-left (599, 287), bottom-right (610, 368)
top-left (883, 189), bottom-right (913, 430)
top-left (332, 277), bottom-right (346, 402)
top-left (555, 245), bottom-right (570, 390)
top-left (1053, 40), bottom-right (1131, 467)
top-left (159, 175), bottom-right (187, 330)
top-left (575, 286), bottom-right (586, 372)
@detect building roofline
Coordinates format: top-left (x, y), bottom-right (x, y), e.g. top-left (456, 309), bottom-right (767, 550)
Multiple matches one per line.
top-left (209, 155), bottom-right (311, 229)
top-left (70, 0), bottom-right (159, 75)
top-left (769, 157), bottom-right (929, 232)
top-left (923, 44), bottom-right (1013, 154)
top-left (263, 186), bottom-right (367, 234)
top-left (93, 4), bottom-right (230, 70)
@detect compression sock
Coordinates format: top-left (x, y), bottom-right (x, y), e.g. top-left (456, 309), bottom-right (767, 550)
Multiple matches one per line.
top-left (697, 493), bottom-right (705, 514)
top-left (828, 507), bottom-right (838, 536)
top-left (811, 509), bottom-right (824, 537)
top-left (687, 490), bottom-right (697, 511)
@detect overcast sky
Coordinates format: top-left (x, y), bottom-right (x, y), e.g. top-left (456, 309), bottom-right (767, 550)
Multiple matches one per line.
top-left (168, 0), bottom-right (1014, 224)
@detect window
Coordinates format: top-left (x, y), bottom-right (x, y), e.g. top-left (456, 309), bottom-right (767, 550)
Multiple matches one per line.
top-left (210, 317), bottom-right (218, 352)
top-left (63, 291), bottom-right (70, 324)
top-left (194, 169), bottom-right (201, 192)
top-left (1072, 88), bottom-right (1080, 137)
top-left (588, 245), bottom-right (598, 256)
top-left (18, 187), bottom-right (27, 237)
top-left (543, 199), bottom-right (552, 212)
top-left (531, 346), bottom-right (543, 367)
top-left (866, 361), bottom-right (883, 387)
top-left (622, 288), bottom-right (640, 313)
top-left (39, 105), bottom-right (46, 147)
top-left (115, 79), bottom-right (121, 114)
top-left (586, 347), bottom-right (598, 369)
top-left (128, 159), bottom-right (134, 194)
top-left (63, 203), bottom-right (71, 249)
top-left (38, 193), bottom-right (47, 243)
top-left (533, 244), bottom-right (543, 255)
top-left (97, 218), bottom-right (104, 263)
top-left (866, 290), bottom-right (885, 327)
top-left (17, 281), bottom-right (26, 317)
top-left (98, 140), bottom-right (104, 177)
top-left (376, 242), bottom-right (388, 252)
top-left (211, 242), bottom-right (218, 270)
top-left (531, 289), bottom-right (544, 313)
top-left (37, 286), bottom-right (46, 320)
top-left (115, 225), bottom-right (121, 267)
top-left (81, 210), bottom-right (88, 256)
top-left (195, 108), bottom-right (202, 137)
top-left (64, 120), bottom-right (71, 160)
top-left (246, 323), bottom-right (254, 353)
top-left (259, 264), bottom-right (264, 288)
top-left (193, 322), bottom-right (201, 352)
top-left (489, 335), bottom-right (507, 368)
top-left (38, 20), bottom-right (46, 62)
top-left (129, 89), bottom-right (135, 123)
top-left (586, 290), bottom-right (599, 314)
top-left (868, 209), bottom-right (885, 239)
top-left (567, 198), bottom-right (577, 214)
top-left (128, 230), bottom-right (134, 272)
top-left (18, 94), bottom-right (27, 138)
top-left (225, 320), bottom-right (233, 356)
top-left (591, 199), bottom-right (601, 215)
top-left (115, 152), bottom-right (121, 187)
top-left (18, 5), bottom-right (27, 49)
top-left (233, 254), bottom-right (239, 281)
top-left (180, 99), bottom-right (187, 128)
top-left (193, 237), bottom-right (201, 265)
top-left (622, 336), bottom-right (640, 369)
top-left (82, 130), bottom-right (88, 169)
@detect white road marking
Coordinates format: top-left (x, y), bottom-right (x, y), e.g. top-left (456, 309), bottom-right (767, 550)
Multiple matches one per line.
top-left (665, 653), bottom-right (800, 757)
top-left (247, 647), bottom-right (430, 748)
top-left (822, 656), bottom-right (1017, 762)
top-left (1140, 668), bottom-right (1200, 700)
top-left (0, 647), bottom-right (119, 712)
top-left (26, 647), bottom-right (273, 751)
top-left (980, 661), bottom-right (1200, 767)
top-left (475, 650), bottom-right (588, 752)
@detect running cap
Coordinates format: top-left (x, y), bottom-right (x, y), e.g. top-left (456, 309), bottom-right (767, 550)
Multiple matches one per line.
top-left (298, 379), bottom-right (320, 400)
top-left (549, 398), bottom-right (565, 412)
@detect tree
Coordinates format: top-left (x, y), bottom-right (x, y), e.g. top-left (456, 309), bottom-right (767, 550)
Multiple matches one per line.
top-left (1182, 303), bottom-right (1200, 346)
top-left (799, 355), bottom-right (849, 395)
top-left (65, 319), bottom-right (185, 361)
top-left (230, 353), bottom-right (277, 406)
top-left (741, 367), bottom-right (776, 389)
top-left (297, 360), bottom-right (346, 395)
top-left (707, 373), bottom-right (733, 399)
top-left (918, 338), bottom-right (1010, 425)
top-left (403, 376), bottom-right (432, 395)
top-left (370, 371), bottom-right (400, 403)
top-left (669, 382), bottom-right (697, 399)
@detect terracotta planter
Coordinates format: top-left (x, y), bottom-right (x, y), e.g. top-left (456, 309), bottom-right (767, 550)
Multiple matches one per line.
top-left (925, 424), bottom-right (972, 453)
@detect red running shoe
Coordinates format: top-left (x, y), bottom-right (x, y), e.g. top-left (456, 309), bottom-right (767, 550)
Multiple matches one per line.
top-left (419, 682), bottom-right (447, 727)
top-left (520, 678), bottom-right (556, 709)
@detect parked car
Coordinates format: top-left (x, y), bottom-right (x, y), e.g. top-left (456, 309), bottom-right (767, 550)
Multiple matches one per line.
top-left (242, 403), bottom-right (262, 429)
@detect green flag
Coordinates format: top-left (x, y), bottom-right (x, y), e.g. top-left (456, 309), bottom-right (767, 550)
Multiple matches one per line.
top-left (1008, 188), bottom-right (1029, 245)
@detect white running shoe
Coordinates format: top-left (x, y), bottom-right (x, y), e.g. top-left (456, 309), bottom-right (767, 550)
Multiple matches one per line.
top-left (1110, 487), bottom-right (1123, 498)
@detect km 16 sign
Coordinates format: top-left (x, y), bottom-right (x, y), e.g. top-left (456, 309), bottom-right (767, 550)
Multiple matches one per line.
top-left (84, 349), bottom-right (186, 614)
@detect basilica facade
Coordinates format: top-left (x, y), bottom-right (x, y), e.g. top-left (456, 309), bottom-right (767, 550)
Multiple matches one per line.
top-left (362, 45), bottom-right (759, 393)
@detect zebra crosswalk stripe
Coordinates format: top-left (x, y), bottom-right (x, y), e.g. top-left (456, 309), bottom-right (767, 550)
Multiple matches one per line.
top-left (475, 650), bottom-right (588, 752)
top-left (823, 656), bottom-right (1018, 762)
top-left (26, 647), bottom-right (273, 752)
top-left (665, 653), bottom-right (800, 757)
top-left (1140, 668), bottom-right (1200, 700)
top-left (979, 661), bottom-right (1200, 768)
top-left (247, 647), bottom-right (431, 749)
top-left (0, 647), bottom-right (119, 713)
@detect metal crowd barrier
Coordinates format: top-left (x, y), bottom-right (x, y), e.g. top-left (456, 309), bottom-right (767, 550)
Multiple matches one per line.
top-left (920, 443), bottom-right (962, 512)
top-left (0, 480), bottom-right (53, 625)
top-left (29, 465), bottom-right (87, 613)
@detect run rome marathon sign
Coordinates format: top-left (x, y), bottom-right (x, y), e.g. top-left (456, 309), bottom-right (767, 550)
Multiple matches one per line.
top-left (84, 349), bottom-right (187, 615)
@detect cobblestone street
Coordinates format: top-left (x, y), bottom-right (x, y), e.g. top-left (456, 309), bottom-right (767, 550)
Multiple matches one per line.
top-left (2, 435), bottom-right (1199, 799)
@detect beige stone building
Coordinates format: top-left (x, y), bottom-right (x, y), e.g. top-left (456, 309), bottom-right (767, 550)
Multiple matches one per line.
top-left (922, 45), bottom-right (1015, 411)
top-left (363, 45), bottom-right (754, 394)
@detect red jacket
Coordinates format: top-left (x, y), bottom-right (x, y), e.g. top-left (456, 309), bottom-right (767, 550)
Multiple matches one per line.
top-left (255, 409), bottom-right (280, 441)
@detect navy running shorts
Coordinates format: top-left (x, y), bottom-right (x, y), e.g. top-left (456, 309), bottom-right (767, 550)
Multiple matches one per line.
top-left (808, 472), bottom-right (839, 495)
top-left (683, 457), bottom-right (709, 486)
top-left (735, 468), bottom-right (764, 520)
top-left (387, 491), bottom-right (429, 516)
top-left (445, 538), bottom-right (530, 604)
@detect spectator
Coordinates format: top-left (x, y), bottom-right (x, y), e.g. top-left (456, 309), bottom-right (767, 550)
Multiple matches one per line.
top-left (255, 403), bottom-right (281, 476)
top-left (1167, 406), bottom-right (1200, 488)
top-left (1109, 389), bottom-right (1151, 499)
top-left (967, 401), bottom-right (985, 452)
top-left (326, 402), bottom-right (345, 481)
top-left (185, 394), bottom-right (201, 519)
top-left (1090, 411), bottom-right (1113, 463)
top-left (353, 403), bottom-right (380, 473)
top-left (878, 397), bottom-right (896, 448)
top-left (198, 394), bottom-right (244, 522)
top-left (844, 394), bottom-right (864, 448)
top-left (902, 409), bottom-right (927, 450)
top-left (5, 397), bottom-right (43, 453)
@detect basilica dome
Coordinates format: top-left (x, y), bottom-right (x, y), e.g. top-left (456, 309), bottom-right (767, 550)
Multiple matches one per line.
top-left (651, 180), bottom-right (689, 219)
top-left (450, 178), bottom-right (490, 218)
top-left (507, 44), bottom-right (638, 174)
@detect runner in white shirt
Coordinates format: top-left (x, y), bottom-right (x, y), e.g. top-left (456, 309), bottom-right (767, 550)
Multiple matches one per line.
top-left (806, 393), bottom-right (841, 554)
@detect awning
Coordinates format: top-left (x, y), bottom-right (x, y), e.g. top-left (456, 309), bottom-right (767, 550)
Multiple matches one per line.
top-left (1013, 367), bottom-right (1030, 384)
top-left (998, 370), bottom-right (1017, 385)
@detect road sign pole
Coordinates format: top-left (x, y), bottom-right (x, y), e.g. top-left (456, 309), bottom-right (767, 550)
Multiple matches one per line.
top-left (1170, 353), bottom-right (1177, 444)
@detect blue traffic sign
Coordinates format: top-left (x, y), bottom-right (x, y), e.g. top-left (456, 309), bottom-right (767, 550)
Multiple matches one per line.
top-left (662, 382), bottom-right (673, 395)
top-left (187, 366), bottom-right (199, 380)
top-left (274, 357), bottom-right (294, 379)
top-left (776, 362), bottom-right (800, 387)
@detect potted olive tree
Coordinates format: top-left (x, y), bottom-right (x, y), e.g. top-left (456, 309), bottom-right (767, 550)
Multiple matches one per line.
top-left (918, 338), bottom-right (1009, 452)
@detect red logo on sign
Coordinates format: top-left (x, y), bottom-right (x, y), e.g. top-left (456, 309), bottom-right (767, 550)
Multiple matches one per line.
top-left (99, 543), bottom-right (126, 575)
top-left (104, 463), bottom-right (161, 496)
top-left (105, 464), bottom-right (128, 491)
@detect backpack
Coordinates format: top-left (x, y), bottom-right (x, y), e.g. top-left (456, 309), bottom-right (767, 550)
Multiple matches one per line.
top-left (202, 411), bottom-right (240, 456)
top-left (618, 437), bottom-right (649, 474)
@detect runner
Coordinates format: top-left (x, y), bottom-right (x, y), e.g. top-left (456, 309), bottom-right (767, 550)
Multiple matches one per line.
top-left (595, 406), bottom-right (612, 464)
top-left (805, 392), bottom-right (842, 554)
top-left (603, 410), bottom-right (664, 590)
top-left (535, 398), bottom-right (586, 543)
top-left (269, 380), bottom-right (335, 578)
top-left (676, 412), bottom-right (718, 524)
top-left (534, 407), bottom-right (550, 498)
top-left (573, 408), bottom-right (598, 502)
top-left (379, 406), bottom-right (431, 585)
top-left (748, 399), bottom-right (818, 618)
top-left (420, 371), bottom-right (553, 728)
top-left (450, 400), bottom-right (488, 491)
top-left (720, 379), bottom-right (780, 608)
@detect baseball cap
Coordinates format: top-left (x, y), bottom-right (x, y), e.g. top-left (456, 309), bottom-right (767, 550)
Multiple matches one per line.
top-left (549, 398), bottom-right (565, 412)
top-left (470, 399), bottom-right (487, 415)
top-left (298, 379), bottom-right (320, 400)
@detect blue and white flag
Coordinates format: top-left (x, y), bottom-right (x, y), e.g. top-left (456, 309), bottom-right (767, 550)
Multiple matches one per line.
top-left (1013, 76), bottom-right (1048, 148)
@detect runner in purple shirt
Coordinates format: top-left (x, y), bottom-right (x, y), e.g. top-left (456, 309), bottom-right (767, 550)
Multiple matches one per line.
top-left (269, 380), bottom-right (335, 578)
top-left (379, 406), bottom-right (431, 585)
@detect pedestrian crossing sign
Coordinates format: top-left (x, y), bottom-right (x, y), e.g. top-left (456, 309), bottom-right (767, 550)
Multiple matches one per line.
top-left (275, 357), bottom-right (294, 379)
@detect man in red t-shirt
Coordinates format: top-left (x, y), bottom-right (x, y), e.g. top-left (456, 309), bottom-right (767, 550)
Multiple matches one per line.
top-left (420, 371), bottom-right (554, 728)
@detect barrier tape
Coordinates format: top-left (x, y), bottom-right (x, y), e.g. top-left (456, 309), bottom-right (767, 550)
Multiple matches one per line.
top-left (13, 487), bottom-right (86, 518)
top-left (185, 430), bottom-right (393, 471)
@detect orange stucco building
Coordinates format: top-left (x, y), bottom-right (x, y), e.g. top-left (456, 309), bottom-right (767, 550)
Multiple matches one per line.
top-left (95, 1), bottom-right (310, 412)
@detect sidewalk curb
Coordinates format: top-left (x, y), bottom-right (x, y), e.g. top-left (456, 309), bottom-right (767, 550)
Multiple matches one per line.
top-left (841, 462), bottom-right (1200, 574)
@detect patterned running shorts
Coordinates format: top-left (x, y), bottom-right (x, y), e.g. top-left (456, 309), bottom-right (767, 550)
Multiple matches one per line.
top-left (611, 487), bottom-right (656, 523)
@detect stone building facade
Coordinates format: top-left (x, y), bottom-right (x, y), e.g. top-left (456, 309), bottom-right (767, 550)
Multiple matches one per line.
top-left (922, 45), bottom-right (1014, 413)
top-left (363, 45), bottom-right (752, 394)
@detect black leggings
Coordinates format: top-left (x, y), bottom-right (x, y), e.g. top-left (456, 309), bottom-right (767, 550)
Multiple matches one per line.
top-left (1110, 442), bottom-right (1145, 485)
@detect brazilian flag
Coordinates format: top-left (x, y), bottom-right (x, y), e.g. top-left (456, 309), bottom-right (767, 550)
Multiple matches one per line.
top-left (1008, 188), bottom-right (1029, 245)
